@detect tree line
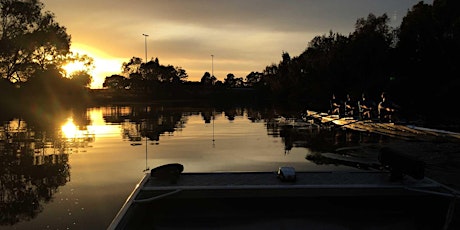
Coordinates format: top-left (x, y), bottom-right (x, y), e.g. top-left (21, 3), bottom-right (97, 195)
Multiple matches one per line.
top-left (1, 0), bottom-right (459, 127)
top-left (101, 0), bottom-right (459, 126)
top-left (0, 0), bottom-right (93, 111)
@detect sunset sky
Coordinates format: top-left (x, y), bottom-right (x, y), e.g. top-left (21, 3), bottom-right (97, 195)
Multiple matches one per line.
top-left (41, 0), bottom-right (432, 88)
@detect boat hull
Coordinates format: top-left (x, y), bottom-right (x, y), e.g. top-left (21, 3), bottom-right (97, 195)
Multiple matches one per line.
top-left (109, 171), bottom-right (457, 230)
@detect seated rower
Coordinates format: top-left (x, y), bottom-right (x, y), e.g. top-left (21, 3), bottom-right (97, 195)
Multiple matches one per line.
top-left (378, 92), bottom-right (399, 122)
top-left (344, 94), bottom-right (358, 118)
top-left (329, 93), bottom-right (342, 117)
top-left (358, 93), bottom-right (376, 120)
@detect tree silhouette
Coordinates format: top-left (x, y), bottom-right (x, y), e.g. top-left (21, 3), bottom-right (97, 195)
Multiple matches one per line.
top-left (395, 0), bottom-right (460, 124)
top-left (69, 70), bottom-right (92, 88)
top-left (245, 71), bottom-right (263, 87)
top-left (103, 74), bottom-right (128, 90)
top-left (0, 0), bottom-right (71, 84)
top-left (122, 57), bottom-right (143, 77)
top-left (224, 73), bottom-right (243, 88)
top-left (200, 71), bottom-right (216, 86)
top-left (349, 13), bottom-right (393, 94)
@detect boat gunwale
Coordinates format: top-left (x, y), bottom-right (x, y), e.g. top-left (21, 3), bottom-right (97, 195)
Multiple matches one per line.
top-left (141, 171), bottom-right (445, 191)
top-left (107, 175), bottom-right (150, 230)
top-left (108, 171), bottom-right (460, 230)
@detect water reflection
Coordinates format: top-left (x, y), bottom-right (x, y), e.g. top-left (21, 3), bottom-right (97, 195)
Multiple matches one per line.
top-left (0, 118), bottom-right (93, 225)
top-left (1, 104), bottom-right (396, 227)
top-left (268, 118), bottom-right (392, 170)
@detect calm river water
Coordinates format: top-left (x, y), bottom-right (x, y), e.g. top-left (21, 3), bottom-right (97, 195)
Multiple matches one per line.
top-left (1, 104), bottom-right (394, 230)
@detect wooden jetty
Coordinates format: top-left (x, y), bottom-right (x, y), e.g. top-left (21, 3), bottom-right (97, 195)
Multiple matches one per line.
top-left (306, 110), bottom-right (460, 142)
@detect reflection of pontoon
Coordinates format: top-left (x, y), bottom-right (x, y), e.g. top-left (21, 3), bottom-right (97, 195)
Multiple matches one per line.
top-left (108, 151), bottom-right (459, 230)
top-left (272, 116), bottom-right (318, 129)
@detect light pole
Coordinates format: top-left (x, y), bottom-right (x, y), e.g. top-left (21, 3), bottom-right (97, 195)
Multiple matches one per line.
top-left (211, 54), bottom-right (214, 79)
top-left (142, 34), bottom-right (149, 63)
top-left (211, 54), bottom-right (215, 144)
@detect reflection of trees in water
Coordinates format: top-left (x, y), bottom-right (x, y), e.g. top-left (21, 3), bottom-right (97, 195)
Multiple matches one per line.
top-left (268, 122), bottom-right (324, 152)
top-left (268, 118), bottom-right (393, 170)
top-left (280, 126), bottom-right (391, 170)
top-left (272, 121), bottom-right (392, 153)
top-left (107, 104), bottom-right (395, 168)
top-left (114, 105), bottom-right (266, 142)
top-left (1, 116), bottom-right (91, 225)
top-left (110, 104), bottom-right (283, 142)
top-left (201, 110), bottom-right (213, 124)
top-left (94, 104), bottom-right (397, 169)
top-left (223, 107), bottom-right (244, 121)
top-left (112, 105), bottom-right (186, 141)
top-left (246, 108), bottom-right (264, 122)
top-left (1, 138), bottom-right (71, 225)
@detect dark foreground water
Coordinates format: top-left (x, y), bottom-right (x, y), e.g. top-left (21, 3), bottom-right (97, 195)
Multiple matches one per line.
top-left (0, 104), bottom-right (457, 229)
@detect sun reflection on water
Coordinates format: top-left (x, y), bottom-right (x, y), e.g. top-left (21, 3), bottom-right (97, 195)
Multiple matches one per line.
top-left (61, 118), bottom-right (79, 138)
top-left (60, 111), bottom-right (122, 140)
top-left (86, 109), bottom-right (121, 137)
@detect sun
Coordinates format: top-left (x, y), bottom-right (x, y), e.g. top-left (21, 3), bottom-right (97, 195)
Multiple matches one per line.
top-left (61, 118), bottom-right (78, 138)
top-left (64, 43), bottom-right (124, 89)
top-left (63, 61), bottom-right (88, 75)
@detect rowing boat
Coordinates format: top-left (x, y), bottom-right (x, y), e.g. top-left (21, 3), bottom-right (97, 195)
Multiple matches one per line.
top-left (108, 152), bottom-right (459, 230)
top-left (305, 110), bottom-right (460, 141)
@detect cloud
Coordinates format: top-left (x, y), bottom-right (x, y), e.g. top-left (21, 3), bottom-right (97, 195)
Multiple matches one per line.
top-left (42, 0), bottom-right (432, 82)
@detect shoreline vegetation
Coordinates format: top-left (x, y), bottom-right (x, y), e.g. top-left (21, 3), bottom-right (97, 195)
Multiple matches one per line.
top-left (2, 85), bottom-right (459, 133)
top-left (1, 0), bottom-right (459, 131)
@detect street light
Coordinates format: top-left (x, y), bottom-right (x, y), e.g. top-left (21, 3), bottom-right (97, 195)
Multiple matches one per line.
top-left (211, 54), bottom-right (215, 144)
top-left (211, 54), bottom-right (214, 79)
top-left (142, 34), bottom-right (149, 63)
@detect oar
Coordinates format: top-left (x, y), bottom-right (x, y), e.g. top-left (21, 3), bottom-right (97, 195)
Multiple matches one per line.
top-left (301, 110), bottom-right (327, 124)
top-left (321, 115), bottom-right (344, 125)
top-left (304, 110), bottom-right (362, 129)
top-left (302, 110), bottom-right (320, 119)
top-left (332, 118), bottom-right (363, 129)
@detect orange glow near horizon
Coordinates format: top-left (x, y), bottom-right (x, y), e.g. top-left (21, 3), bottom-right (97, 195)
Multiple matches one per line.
top-left (63, 61), bottom-right (87, 75)
top-left (64, 43), bottom-right (124, 89)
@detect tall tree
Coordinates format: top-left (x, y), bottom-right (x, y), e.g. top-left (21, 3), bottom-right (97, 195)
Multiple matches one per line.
top-left (224, 73), bottom-right (236, 87)
top-left (200, 71), bottom-right (216, 86)
top-left (172, 66), bottom-right (188, 84)
top-left (396, 0), bottom-right (460, 122)
top-left (103, 74), bottom-right (128, 90)
top-left (349, 13), bottom-right (393, 94)
top-left (69, 70), bottom-right (92, 88)
top-left (122, 57), bottom-right (143, 78)
top-left (245, 71), bottom-right (263, 87)
top-left (0, 0), bottom-right (71, 84)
